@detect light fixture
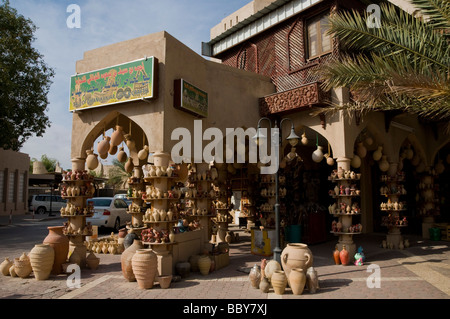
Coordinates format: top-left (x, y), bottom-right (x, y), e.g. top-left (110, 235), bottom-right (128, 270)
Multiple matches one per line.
top-left (286, 125), bottom-right (300, 146)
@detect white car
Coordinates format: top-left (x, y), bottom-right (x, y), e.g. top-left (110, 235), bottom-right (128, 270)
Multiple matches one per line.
top-left (86, 197), bottom-right (131, 231)
top-left (29, 194), bottom-right (67, 214)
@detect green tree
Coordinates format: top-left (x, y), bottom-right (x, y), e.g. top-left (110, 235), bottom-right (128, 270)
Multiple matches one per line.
top-left (318, 0), bottom-right (450, 126)
top-left (107, 158), bottom-right (130, 191)
top-left (0, 0), bottom-right (54, 151)
top-left (29, 154), bottom-right (58, 173)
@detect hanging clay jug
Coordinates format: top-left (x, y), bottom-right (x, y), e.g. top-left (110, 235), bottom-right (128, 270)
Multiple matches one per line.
top-left (138, 145), bottom-right (149, 161)
top-left (339, 245), bottom-right (349, 265)
top-left (121, 239), bottom-right (143, 281)
top-left (356, 142), bottom-right (367, 158)
top-left (108, 143), bottom-right (118, 155)
top-left (271, 270), bottom-right (288, 295)
top-left (124, 134), bottom-right (135, 150)
top-left (125, 157), bottom-right (134, 173)
top-left (0, 258), bottom-right (13, 276)
top-left (249, 264), bottom-right (261, 289)
top-left (312, 146), bottom-right (324, 163)
top-left (29, 244), bottom-right (55, 280)
top-left (379, 155), bottom-right (390, 172)
top-left (111, 125), bottom-right (124, 146)
top-left (373, 146), bottom-right (383, 161)
top-left (301, 133), bottom-right (308, 145)
top-left (117, 146), bottom-right (127, 163)
top-left (289, 268), bottom-right (306, 295)
top-left (43, 226), bottom-right (69, 275)
top-left (351, 154), bottom-right (361, 168)
top-left (280, 243), bottom-right (313, 282)
top-left (333, 246), bottom-right (341, 265)
top-left (86, 150), bottom-right (99, 170)
top-left (131, 249), bottom-right (158, 289)
top-left (97, 136), bottom-right (111, 158)
top-left (198, 255), bottom-right (212, 276)
top-left (325, 153), bottom-right (335, 166)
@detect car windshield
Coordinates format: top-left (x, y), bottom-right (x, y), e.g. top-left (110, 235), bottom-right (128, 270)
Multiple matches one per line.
top-left (87, 198), bottom-right (112, 207)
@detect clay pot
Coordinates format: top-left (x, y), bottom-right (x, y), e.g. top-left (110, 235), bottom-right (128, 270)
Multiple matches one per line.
top-left (0, 258), bottom-right (13, 276)
top-left (264, 260), bottom-right (281, 280)
top-left (271, 270), bottom-right (287, 295)
top-left (86, 252), bottom-right (100, 270)
top-left (138, 145), bottom-right (149, 161)
top-left (339, 245), bottom-right (350, 265)
top-left (29, 244), bottom-right (55, 280)
top-left (9, 265), bottom-right (17, 277)
top-left (97, 136), bottom-right (111, 158)
top-left (117, 147), bottom-right (128, 163)
top-left (14, 254), bottom-right (32, 278)
top-left (132, 249), bottom-right (157, 289)
top-left (86, 150), bottom-right (99, 170)
top-left (121, 239), bottom-right (143, 282)
top-left (333, 247), bottom-right (341, 265)
top-left (259, 276), bottom-right (270, 293)
top-left (111, 125), bottom-right (124, 146)
top-left (108, 144), bottom-right (118, 155)
top-left (123, 232), bottom-right (139, 250)
top-left (306, 267), bottom-right (319, 293)
top-left (249, 264), bottom-right (261, 289)
top-left (152, 151), bottom-right (170, 167)
top-left (158, 275), bottom-right (172, 289)
top-left (289, 268), bottom-right (306, 295)
top-left (281, 243), bottom-right (313, 281)
top-left (43, 226), bottom-right (69, 275)
top-left (198, 255), bottom-right (212, 276)
top-left (125, 157), bottom-right (134, 173)
top-left (118, 228), bottom-right (127, 239)
top-left (175, 261), bottom-right (191, 278)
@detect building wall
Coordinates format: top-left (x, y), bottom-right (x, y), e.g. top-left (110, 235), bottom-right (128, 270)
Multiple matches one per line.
top-left (0, 148), bottom-right (30, 215)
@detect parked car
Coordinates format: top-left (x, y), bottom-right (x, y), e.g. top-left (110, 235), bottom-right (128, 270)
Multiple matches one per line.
top-left (86, 197), bottom-right (131, 231)
top-left (29, 194), bottom-right (67, 214)
top-left (113, 193), bottom-right (132, 206)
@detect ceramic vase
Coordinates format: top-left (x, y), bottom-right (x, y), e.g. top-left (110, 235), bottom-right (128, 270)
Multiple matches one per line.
top-left (43, 226), bottom-right (69, 275)
top-left (175, 261), bottom-right (191, 278)
top-left (86, 252), bottom-right (100, 270)
top-left (86, 149), bottom-right (99, 170)
top-left (0, 258), bottom-right (13, 276)
top-left (97, 136), bottom-right (111, 158)
top-left (306, 267), bottom-right (319, 293)
top-left (281, 243), bottom-right (313, 282)
top-left (249, 264), bottom-right (261, 289)
top-left (289, 268), bottom-right (306, 295)
top-left (264, 260), bottom-right (281, 281)
top-left (131, 249), bottom-right (157, 289)
top-left (14, 254), bottom-right (32, 278)
top-left (259, 276), bottom-right (270, 293)
top-left (110, 125), bottom-right (124, 146)
top-left (312, 146), bottom-right (324, 163)
top-left (333, 247), bottom-right (341, 265)
top-left (339, 245), bottom-right (349, 265)
top-left (117, 147), bottom-right (127, 163)
top-left (121, 239), bottom-right (143, 282)
top-left (152, 151), bottom-right (170, 167)
top-left (271, 270), bottom-right (287, 295)
top-left (125, 157), bottom-right (134, 173)
top-left (198, 255), bottom-right (212, 276)
top-left (29, 244), bottom-right (55, 280)
top-left (158, 275), bottom-right (172, 289)
top-left (138, 145), bottom-right (149, 161)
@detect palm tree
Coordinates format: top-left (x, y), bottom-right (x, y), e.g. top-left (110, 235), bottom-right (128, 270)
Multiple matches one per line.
top-left (318, 0), bottom-right (450, 127)
top-left (107, 158), bottom-right (130, 191)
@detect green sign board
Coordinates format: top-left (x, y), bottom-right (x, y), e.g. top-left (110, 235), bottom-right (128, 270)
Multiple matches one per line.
top-left (69, 57), bottom-right (157, 112)
top-left (173, 79), bottom-right (208, 118)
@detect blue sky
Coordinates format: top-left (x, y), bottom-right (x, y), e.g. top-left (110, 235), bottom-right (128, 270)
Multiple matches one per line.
top-left (10, 0), bottom-right (251, 169)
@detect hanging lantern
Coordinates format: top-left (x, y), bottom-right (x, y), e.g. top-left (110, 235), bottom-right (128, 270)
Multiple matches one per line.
top-left (351, 154), bottom-right (361, 168)
top-left (312, 146), bottom-right (324, 163)
top-left (86, 150), bottom-right (99, 170)
top-left (373, 146), bottom-right (383, 161)
top-left (378, 155), bottom-right (390, 172)
top-left (356, 142), bottom-right (367, 159)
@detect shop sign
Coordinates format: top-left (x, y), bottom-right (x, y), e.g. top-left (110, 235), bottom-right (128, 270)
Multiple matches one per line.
top-left (173, 79), bottom-right (208, 118)
top-left (69, 57), bottom-right (157, 112)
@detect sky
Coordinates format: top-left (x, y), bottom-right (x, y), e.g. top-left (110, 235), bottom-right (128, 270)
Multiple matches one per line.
top-left (10, 0), bottom-right (251, 170)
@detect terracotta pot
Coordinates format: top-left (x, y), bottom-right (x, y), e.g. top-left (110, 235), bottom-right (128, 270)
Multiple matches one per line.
top-left (289, 268), bottom-right (306, 295)
top-left (271, 270), bottom-right (287, 295)
top-left (138, 145), bottom-right (149, 161)
top-left (175, 261), bottom-right (191, 278)
top-left (14, 256), bottom-right (32, 278)
top-left (158, 275), bottom-right (172, 289)
top-left (259, 276), bottom-right (270, 293)
top-left (333, 247), bottom-right (341, 265)
top-left (264, 260), bottom-right (281, 280)
top-left (43, 226), bottom-right (69, 275)
top-left (339, 245), bottom-right (349, 265)
top-left (97, 136), bottom-right (111, 158)
top-left (198, 255), bottom-right (212, 276)
top-left (121, 239), bottom-right (143, 282)
top-left (118, 228), bottom-right (127, 239)
top-left (152, 151), bottom-right (170, 167)
top-left (123, 232), bottom-right (139, 250)
top-left (29, 244), bottom-right (55, 280)
top-left (86, 252), bottom-right (100, 270)
top-left (0, 258), bottom-right (13, 276)
top-left (249, 264), bottom-right (261, 289)
top-left (131, 249), bottom-right (157, 289)
top-left (117, 147), bottom-right (128, 163)
top-left (110, 125), bottom-right (124, 146)
top-left (125, 157), bottom-right (134, 173)
top-left (108, 144), bottom-right (118, 155)
top-left (86, 150), bottom-right (99, 170)
top-left (281, 243), bottom-right (313, 281)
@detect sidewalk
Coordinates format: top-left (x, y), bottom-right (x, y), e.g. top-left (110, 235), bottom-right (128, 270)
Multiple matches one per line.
top-left (0, 218), bottom-right (449, 301)
top-left (0, 212), bottom-right (62, 226)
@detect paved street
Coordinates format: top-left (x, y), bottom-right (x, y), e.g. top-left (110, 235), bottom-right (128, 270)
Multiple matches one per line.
top-left (1, 213), bottom-right (449, 312)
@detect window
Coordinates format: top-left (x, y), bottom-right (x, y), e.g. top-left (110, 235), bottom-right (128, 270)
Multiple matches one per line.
top-left (306, 12), bottom-right (331, 58)
top-left (8, 172), bottom-right (15, 202)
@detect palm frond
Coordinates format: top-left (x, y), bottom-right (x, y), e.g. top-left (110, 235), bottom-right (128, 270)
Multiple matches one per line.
top-left (412, 0), bottom-right (450, 30)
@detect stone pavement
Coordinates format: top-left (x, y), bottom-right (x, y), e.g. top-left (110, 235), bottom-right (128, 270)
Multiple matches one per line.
top-left (0, 214), bottom-right (449, 304)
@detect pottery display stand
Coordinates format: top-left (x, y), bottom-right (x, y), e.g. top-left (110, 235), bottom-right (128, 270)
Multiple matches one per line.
top-left (380, 171), bottom-right (408, 249)
top-left (141, 152), bottom-right (178, 277)
top-left (418, 174), bottom-right (438, 239)
top-left (211, 164), bottom-right (231, 244)
top-left (126, 167), bottom-right (146, 236)
top-left (60, 158), bottom-right (95, 268)
top-left (258, 173), bottom-right (277, 230)
top-left (329, 159), bottom-right (361, 261)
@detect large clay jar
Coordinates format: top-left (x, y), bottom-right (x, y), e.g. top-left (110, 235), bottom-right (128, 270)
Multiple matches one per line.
top-left (0, 257), bottom-right (13, 276)
top-left (131, 249), bottom-right (157, 289)
top-left (43, 226), bottom-right (69, 275)
top-left (125, 157), bottom-right (134, 173)
top-left (264, 260), bottom-right (281, 281)
top-left (333, 247), bottom-right (341, 265)
top-left (14, 254), bottom-right (32, 278)
top-left (117, 147), bottom-right (127, 163)
top-left (121, 239), bottom-right (143, 282)
top-left (86, 149), bottom-right (99, 170)
top-left (198, 255), bottom-right (212, 276)
top-left (339, 245), bottom-right (349, 265)
top-left (123, 232), bottom-right (139, 250)
top-left (86, 252), bottom-right (100, 270)
top-left (110, 125), bottom-right (124, 146)
top-left (289, 268), bottom-right (306, 295)
top-left (249, 264), bottom-right (261, 289)
top-left (271, 270), bottom-right (287, 295)
top-left (281, 243), bottom-right (313, 281)
top-left (97, 136), bottom-right (111, 158)
top-left (29, 244), bottom-right (55, 280)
